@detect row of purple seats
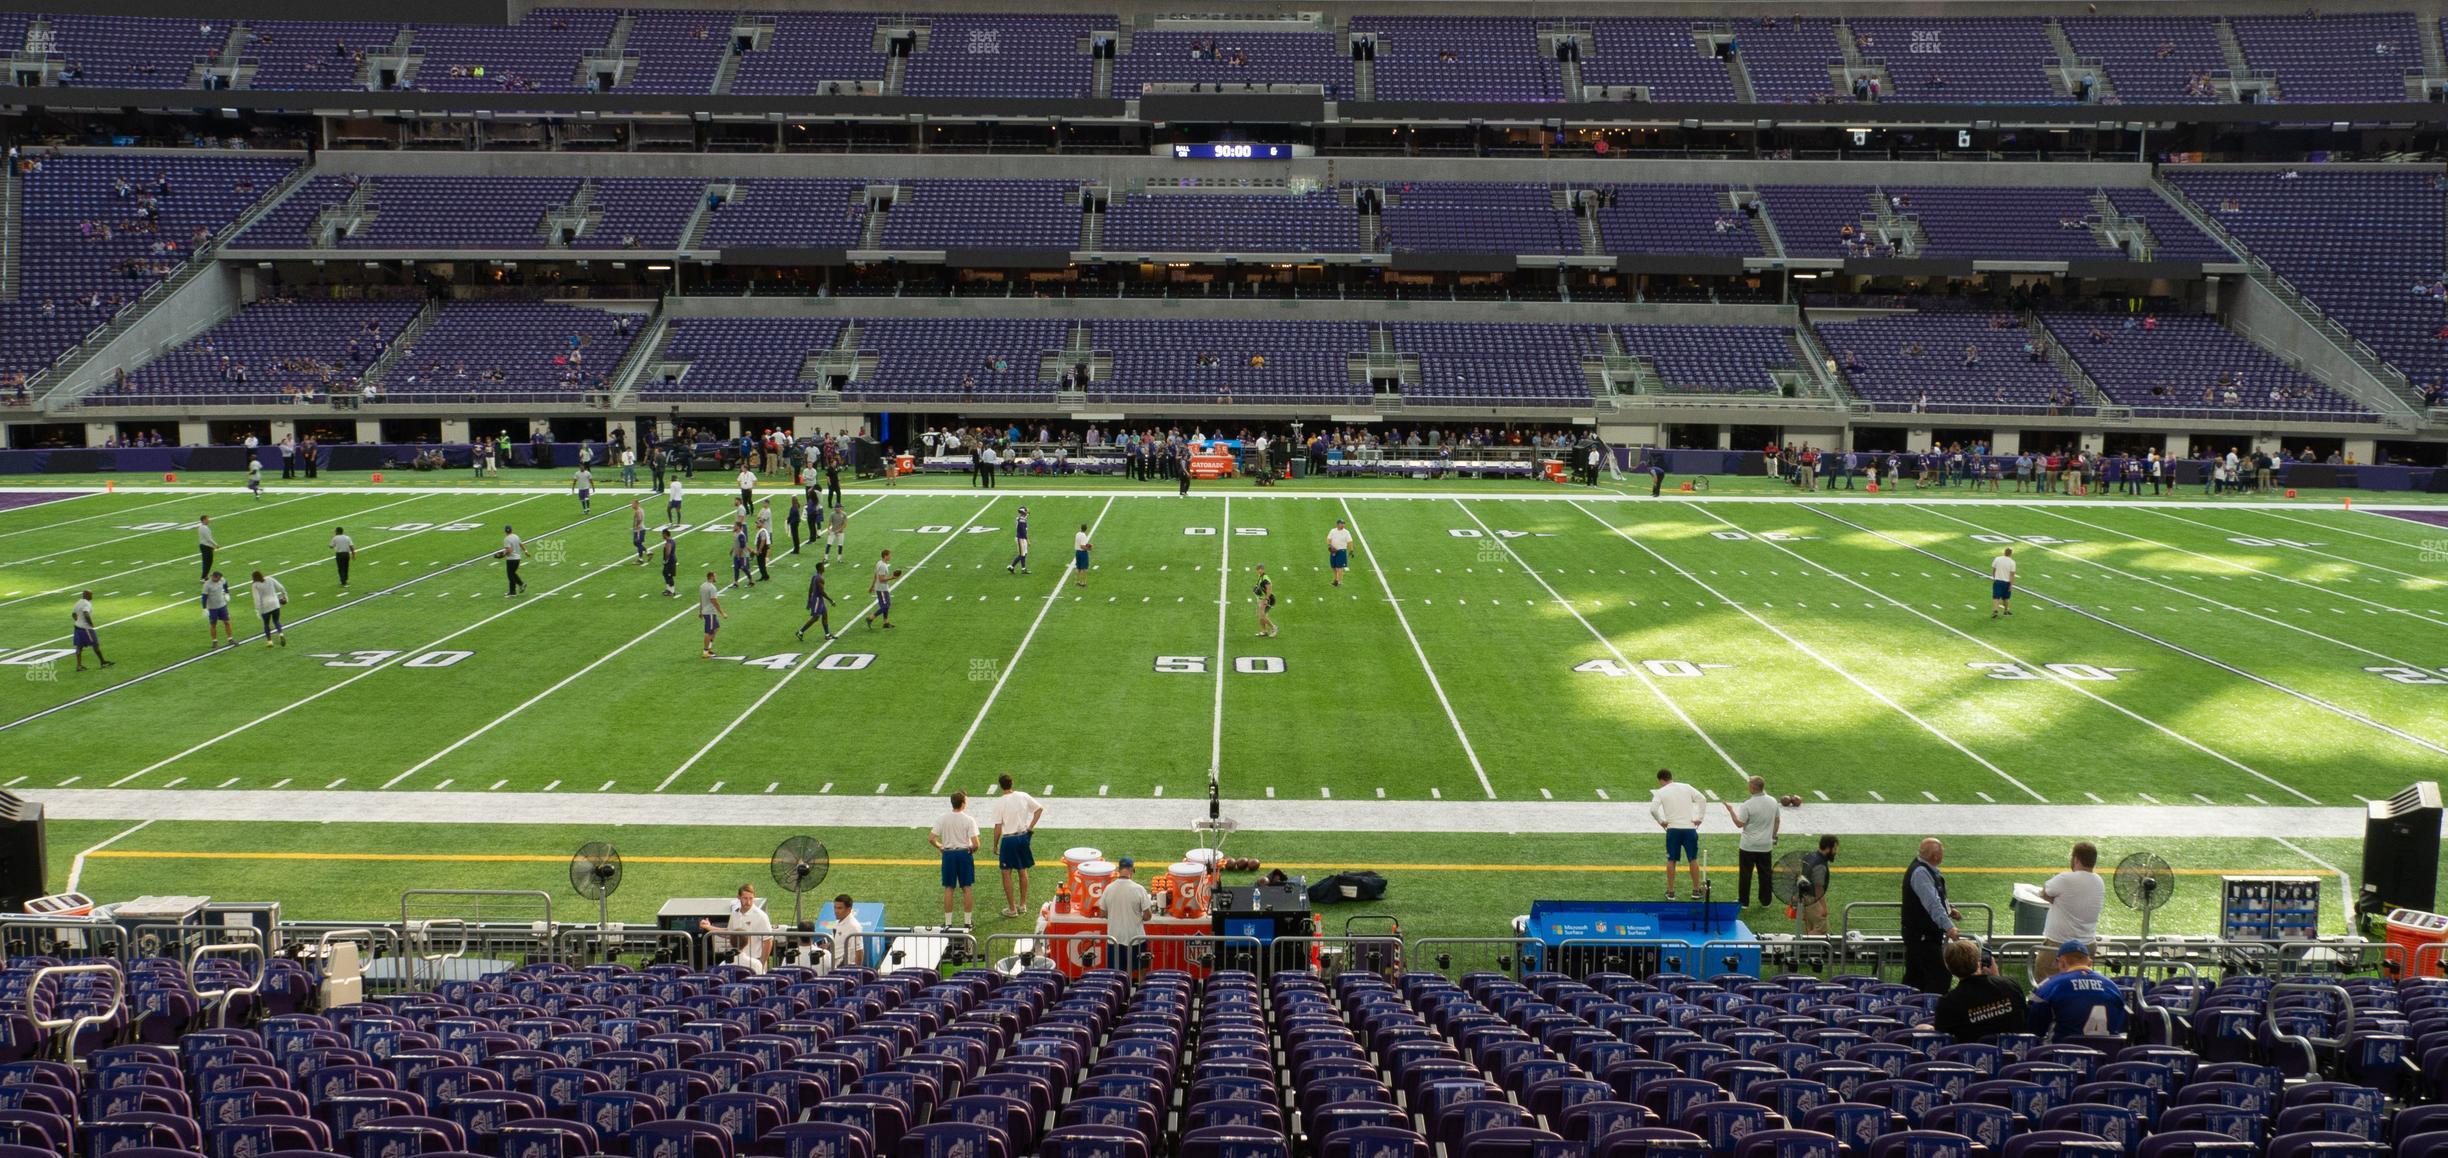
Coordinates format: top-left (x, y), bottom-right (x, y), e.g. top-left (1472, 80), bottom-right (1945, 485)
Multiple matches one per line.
top-left (119, 299), bottom-right (423, 400)
top-left (1814, 314), bottom-right (2078, 409)
top-left (646, 319), bottom-right (844, 401)
top-left (383, 303), bottom-right (636, 396)
top-left (2038, 314), bottom-right (2373, 419)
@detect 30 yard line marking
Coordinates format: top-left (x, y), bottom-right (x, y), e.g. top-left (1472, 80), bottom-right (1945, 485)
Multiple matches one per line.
top-left (1889, 506), bottom-right (2447, 764)
top-left (1459, 500), bottom-right (1747, 783)
top-left (660, 496), bottom-right (999, 792)
top-left (1344, 499), bottom-right (1496, 799)
top-left (930, 496), bottom-right (1115, 794)
top-left (1575, 500), bottom-right (2042, 802)
top-left (1785, 504), bottom-right (2348, 796)
top-left (394, 495), bottom-right (896, 791)
top-left (96, 504), bottom-right (637, 784)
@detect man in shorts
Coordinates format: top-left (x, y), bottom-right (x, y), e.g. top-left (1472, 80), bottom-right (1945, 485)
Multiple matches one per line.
top-left (990, 774), bottom-right (1044, 918)
top-left (928, 791), bottom-right (979, 928)
top-left (1325, 520), bottom-right (1351, 587)
top-left (1649, 768), bottom-right (1708, 900)
top-left (1990, 547), bottom-right (2017, 618)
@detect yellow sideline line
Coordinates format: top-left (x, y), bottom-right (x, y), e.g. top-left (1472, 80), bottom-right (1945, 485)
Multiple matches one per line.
top-left (82, 850), bottom-right (2312, 876)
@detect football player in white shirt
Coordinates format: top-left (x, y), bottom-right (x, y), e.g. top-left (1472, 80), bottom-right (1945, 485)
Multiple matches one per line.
top-left (990, 774), bottom-right (1046, 918)
top-left (928, 791), bottom-right (981, 928)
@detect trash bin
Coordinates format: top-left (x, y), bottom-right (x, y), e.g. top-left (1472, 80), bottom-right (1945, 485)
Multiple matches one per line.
top-left (2011, 882), bottom-right (2053, 937)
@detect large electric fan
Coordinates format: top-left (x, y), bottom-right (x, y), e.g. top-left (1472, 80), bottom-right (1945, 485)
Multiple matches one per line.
top-left (2114, 851), bottom-right (2176, 942)
top-left (1772, 850), bottom-right (1815, 936)
top-left (769, 835), bottom-right (831, 929)
top-left (571, 841), bottom-right (624, 932)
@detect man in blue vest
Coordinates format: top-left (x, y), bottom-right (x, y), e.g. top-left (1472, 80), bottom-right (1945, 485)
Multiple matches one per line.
top-left (1902, 838), bottom-right (1961, 993)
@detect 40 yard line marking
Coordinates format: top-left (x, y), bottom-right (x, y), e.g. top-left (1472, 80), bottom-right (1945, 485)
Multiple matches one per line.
top-left (1342, 499), bottom-right (1496, 799)
top-left (389, 494), bottom-right (895, 790)
top-left (1458, 499), bottom-right (1746, 784)
top-left (0, 492), bottom-right (427, 612)
top-left (0, 491), bottom-right (323, 572)
top-left (658, 495), bottom-right (999, 792)
top-left (0, 492), bottom-right (189, 543)
top-left (930, 496), bottom-right (1116, 794)
top-left (1573, 499), bottom-right (2044, 802)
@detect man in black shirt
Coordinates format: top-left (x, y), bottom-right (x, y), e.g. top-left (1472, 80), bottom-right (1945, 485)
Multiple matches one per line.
top-left (1932, 940), bottom-right (2026, 1042)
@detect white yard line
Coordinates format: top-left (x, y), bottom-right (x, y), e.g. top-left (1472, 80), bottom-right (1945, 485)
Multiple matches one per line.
top-left (656, 496), bottom-right (999, 792)
top-left (0, 492), bottom-right (190, 542)
top-left (2140, 507), bottom-right (2448, 594)
top-left (65, 818), bottom-right (154, 893)
top-left (929, 496), bottom-right (1115, 794)
top-left (1454, 499), bottom-right (1748, 785)
top-left (1821, 503), bottom-right (2448, 766)
top-left (0, 492), bottom-right (426, 610)
top-left (2272, 836), bottom-right (2354, 923)
top-left (1, 496), bottom-right (600, 735)
top-left (1571, 499), bottom-right (2045, 802)
top-left (1704, 503), bottom-right (2326, 805)
top-left (389, 496), bottom-right (895, 791)
top-left (100, 512), bottom-right (639, 785)
top-left (1209, 496), bottom-right (1232, 781)
top-left (2259, 507), bottom-right (2448, 552)
top-left (2031, 507), bottom-right (2448, 628)
top-left (20, 787), bottom-right (2369, 839)
top-left (1, 492), bottom-right (322, 569)
top-left (1342, 499), bottom-right (1496, 799)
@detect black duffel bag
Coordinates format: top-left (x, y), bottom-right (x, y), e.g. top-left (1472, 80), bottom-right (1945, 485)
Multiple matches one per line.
top-left (1309, 870), bottom-right (1388, 905)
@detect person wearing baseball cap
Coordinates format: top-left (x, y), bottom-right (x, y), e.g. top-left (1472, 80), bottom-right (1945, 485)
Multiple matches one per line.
top-left (2027, 940), bottom-right (2127, 1040)
top-left (1100, 856), bottom-right (1156, 979)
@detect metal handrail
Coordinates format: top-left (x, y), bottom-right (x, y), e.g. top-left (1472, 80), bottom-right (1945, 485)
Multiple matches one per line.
top-left (407, 918), bottom-right (471, 991)
top-left (26, 961), bottom-right (123, 1065)
top-left (1841, 901), bottom-right (1997, 940)
top-left (189, 941), bottom-right (265, 1029)
top-left (2263, 980), bottom-right (2355, 1075)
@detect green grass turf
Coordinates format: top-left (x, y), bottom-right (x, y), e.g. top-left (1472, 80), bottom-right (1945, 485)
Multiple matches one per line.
top-left (2, 486), bottom-right (2443, 802)
top-left (40, 819), bottom-right (2385, 945)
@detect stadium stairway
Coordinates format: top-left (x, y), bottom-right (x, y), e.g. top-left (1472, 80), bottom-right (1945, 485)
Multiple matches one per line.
top-left (1, 159), bottom-right (19, 301)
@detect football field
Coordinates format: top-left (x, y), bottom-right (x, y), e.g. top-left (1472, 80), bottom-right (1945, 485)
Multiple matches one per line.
top-left (3, 474), bottom-right (2446, 942)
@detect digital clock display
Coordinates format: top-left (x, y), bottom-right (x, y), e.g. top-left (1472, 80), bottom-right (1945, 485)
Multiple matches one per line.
top-left (1171, 144), bottom-right (1292, 160)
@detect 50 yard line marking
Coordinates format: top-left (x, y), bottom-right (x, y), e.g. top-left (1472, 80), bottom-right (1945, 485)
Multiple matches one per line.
top-left (1457, 499), bottom-right (1745, 785)
top-left (1570, 500), bottom-right (2045, 802)
top-left (395, 496), bottom-right (898, 791)
top-left (1342, 498), bottom-right (1495, 799)
top-left (929, 496), bottom-right (1116, 794)
top-left (657, 496), bottom-right (1000, 793)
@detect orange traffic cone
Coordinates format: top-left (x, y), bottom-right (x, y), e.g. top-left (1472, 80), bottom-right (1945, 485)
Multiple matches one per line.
top-left (370, 472), bottom-right (385, 484)
top-left (163, 472), bottom-right (176, 483)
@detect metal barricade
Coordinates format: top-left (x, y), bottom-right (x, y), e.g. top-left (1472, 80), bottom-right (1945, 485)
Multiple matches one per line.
top-left (127, 920), bottom-right (260, 963)
top-left (1265, 934), bottom-right (1405, 984)
top-left (552, 925), bottom-right (700, 971)
top-left (0, 916), bottom-right (125, 961)
top-left (1409, 937), bottom-right (1539, 980)
top-left (982, 931), bottom-right (1268, 977)
top-left (27, 961), bottom-right (122, 1065)
top-left (189, 941), bottom-right (264, 1029)
top-left (848, 929), bottom-right (980, 977)
top-left (1841, 901), bottom-right (1996, 940)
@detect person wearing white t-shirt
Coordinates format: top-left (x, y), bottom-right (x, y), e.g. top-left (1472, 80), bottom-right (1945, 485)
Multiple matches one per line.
top-left (329, 527), bottom-right (355, 589)
top-left (1989, 547), bottom-right (2018, 619)
top-left (1100, 857), bottom-right (1158, 977)
top-left (498, 526), bottom-right (527, 596)
top-left (990, 774), bottom-right (1045, 919)
top-left (823, 894), bottom-right (865, 973)
top-left (248, 570), bottom-right (288, 648)
top-left (736, 467), bottom-right (756, 513)
top-left (1649, 767), bottom-right (1709, 900)
top-left (2035, 841), bottom-right (2106, 980)
top-left (1325, 520), bottom-right (1353, 588)
top-left (929, 791), bottom-right (981, 928)
top-left (698, 883), bottom-right (774, 973)
top-left (1073, 525), bottom-right (1093, 589)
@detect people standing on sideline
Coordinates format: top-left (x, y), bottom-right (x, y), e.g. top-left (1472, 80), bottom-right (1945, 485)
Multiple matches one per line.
top-left (929, 791), bottom-right (980, 928)
top-left (2028, 941), bottom-right (2127, 1039)
top-left (1724, 776), bottom-right (1782, 910)
top-left (823, 894), bottom-right (864, 973)
top-left (1326, 520), bottom-right (1351, 587)
top-left (572, 466), bottom-right (594, 514)
top-left (249, 569), bottom-right (288, 648)
top-left (279, 435), bottom-right (294, 480)
top-left (698, 572), bottom-right (725, 657)
top-left (499, 525), bottom-right (527, 596)
top-left (826, 502), bottom-right (848, 560)
top-left (1797, 835), bottom-right (1839, 933)
top-left (247, 456), bottom-right (263, 498)
top-left (658, 527), bottom-right (678, 597)
top-left (1990, 547), bottom-right (2017, 618)
top-left (796, 562), bottom-right (833, 642)
top-left (1903, 838), bottom-right (1961, 993)
top-left (1649, 768), bottom-right (1708, 900)
top-left (825, 456), bottom-right (842, 506)
top-left (2034, 841), bottom-right (2105, 981)
top-left (698, 883), bottom-right (773, 973)
top-left (1933, 940), bottom-right (2026, 1042)
top-left (330, 526), bottom-right (354, 589)
top-left (202, 571), bottom-right (236, 648)
top-left (736, 465), bottom-right (756, 513)
top-left (1253, 564), bottom-right (1277, 637)
top-left (991, 774), bottom-right (1044, 918)
top-left (197, 514), bottom-right (217, 579)
top-left (1009, 507), bottom-right (1031, 575)
top-left (1073, 524), bottom-right (1093, 588)
top-left (1101, 857), bottom-right (1156, 977)
top-left (786, 496), bottom-right (804, 555)
top-left (868, 549), bottom-right (897, 629)
top-left (619, 446), bottom-right (637, 488)
top-left (70, 590), bottom-right (111, 671)
top-left (666, 477), bottom-right (686, 525)
top-left (1177, 444), bottom-right (1194, 496)
top-left (650, 445), bottom-right (667, 493)
top-left (981, 443), bottom-right (1000, 488)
